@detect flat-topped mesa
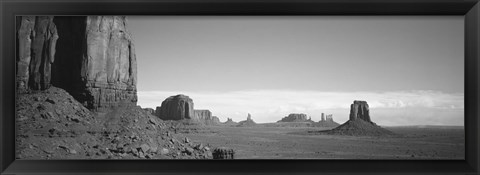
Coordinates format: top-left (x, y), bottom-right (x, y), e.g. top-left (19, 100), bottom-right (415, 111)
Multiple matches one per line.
top-left (156, 94), bottom-right (195, 121)
top-left (194, 110), bottom-right (212, 120)
top-left (349, 100), bottom-right (372, 123)
top-left (278, 113), bottom-right (308, 122)
top-left (194, 109), bottom-right (220, 125)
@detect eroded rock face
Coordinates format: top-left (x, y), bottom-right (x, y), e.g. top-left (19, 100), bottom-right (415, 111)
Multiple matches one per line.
top-left (194, 110), bottom-right (212, 120)
top-left (54, 16), bottom-right (137, 110)
top-left (17, 16), bottom-right (58, 91)
top-left (278, 113), bottom-right (308, 122)
top-left (316, 114), bottom-right (340, 127)
top-left (194, 110), bottom-right (220, 125)
top-left (16, 16), bottom-right (137, 110)
top-left (156, 94), bottom-right (195, 121)
top-left (349, 100), bottom-right (372, 123)
top-left (237, 113), bottom-right (257, 127)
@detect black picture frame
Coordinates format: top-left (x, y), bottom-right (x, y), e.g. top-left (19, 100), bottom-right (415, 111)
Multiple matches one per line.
top-left (1, 0), bottom-right (479, 174)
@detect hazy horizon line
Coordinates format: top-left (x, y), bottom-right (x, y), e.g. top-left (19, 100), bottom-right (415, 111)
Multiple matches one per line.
top-left (137, 89), bottom-right (464, 126)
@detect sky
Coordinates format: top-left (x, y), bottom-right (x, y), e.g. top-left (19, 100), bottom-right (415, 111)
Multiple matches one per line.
top-left (128, 16), bottom-right (464, 126)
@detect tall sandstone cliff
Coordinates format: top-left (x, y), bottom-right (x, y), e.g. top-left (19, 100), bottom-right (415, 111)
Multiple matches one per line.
top-left (16, 16), bottom-right (58, 91)
top-left (16, 16), bottom-right (137, 110)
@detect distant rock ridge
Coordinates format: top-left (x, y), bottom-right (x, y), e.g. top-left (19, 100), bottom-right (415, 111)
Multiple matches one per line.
top-left (237, 113), bottom-right (257, 127)
top-left (223, 118), bottom-right (238, 126)
top-left (194, 110), bottom-right (220, 125)
top-left (278, 113), bottom-right (308, 122)
top-left (315, 113), bottom-right (340, 127)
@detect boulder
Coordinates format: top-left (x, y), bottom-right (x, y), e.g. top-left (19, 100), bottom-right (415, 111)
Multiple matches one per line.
top-left (156, 94), bottom-right (195, 120)
top-left (278, 113), bottom-right (308, 122)
top-left (349, 100), bottom-right (372, 123)
top-left (16, 16), bottom-right (58, 91)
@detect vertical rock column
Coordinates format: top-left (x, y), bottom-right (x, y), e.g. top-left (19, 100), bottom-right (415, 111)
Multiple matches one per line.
top-left (348, 100), bottom-right (372, 123)
top-left (17, 16), bottom-right (58, 91)
top-left (52, 16), bottom-right (137, 110)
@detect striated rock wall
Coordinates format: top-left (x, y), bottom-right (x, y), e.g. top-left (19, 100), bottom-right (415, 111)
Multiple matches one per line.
top-left (349, 100), bottom-right (372, 123)
top-left (17, 16), bottom-right (137, 110)
top-left (194, 110), bottom-right (220, 125)
top-left (17, 16), bottom-right (58, 91)
top-left (156, 94), bottom-right (195, 121)
top-left (52, 16), bottom-right (137, 110)
top-left (194, 110), bottom-right (212, 120)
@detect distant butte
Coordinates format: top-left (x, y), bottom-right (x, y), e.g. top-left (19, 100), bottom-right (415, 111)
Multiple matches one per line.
top-left (317, 100), bottom-right (396, 136)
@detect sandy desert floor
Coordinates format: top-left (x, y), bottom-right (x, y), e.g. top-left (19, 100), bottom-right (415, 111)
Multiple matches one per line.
top-left (182, 126), bottom-right (464, 159)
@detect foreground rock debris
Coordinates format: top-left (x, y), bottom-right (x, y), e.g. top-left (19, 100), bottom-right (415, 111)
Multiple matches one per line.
top-left (16, 87), bottom-right (214, 159)
top-left (15, 16), bottom-right (218, 160)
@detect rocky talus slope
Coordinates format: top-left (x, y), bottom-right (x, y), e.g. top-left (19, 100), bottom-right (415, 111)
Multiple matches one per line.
top-left (313, 100), bottom-right (396, 137)
top-left (16, 87), bottom-right (212, 159)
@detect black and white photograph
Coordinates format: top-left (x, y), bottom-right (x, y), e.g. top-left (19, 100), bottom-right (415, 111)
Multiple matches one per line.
top-left (15, 16), bottom-right (464, 160)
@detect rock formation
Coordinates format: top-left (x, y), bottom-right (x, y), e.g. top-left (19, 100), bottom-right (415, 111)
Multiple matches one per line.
top-left (17, 16), bottom-right (59, 91)
top-left (315, 114), bottom-right (340, 127)
top-left (16, 16), bottom-right (137, 110)
top-left (223, 118), bottom-right (238, 126)
top-left (237, 113), bottom-right (257, 127)
top-left (318, 100), bottom-right (395, 136)
top-left (278, 113), bottom-right (308, 122)
top-left (194, 110), bottom-right (220, 125)
top-left (349, 100), bottom-right (372, 123)
top-left (156, 94), bottom-right (195, 121)
top-left (143, 108), bottom-right (155, 115)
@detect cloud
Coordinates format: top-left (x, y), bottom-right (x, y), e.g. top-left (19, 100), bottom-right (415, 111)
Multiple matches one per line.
top-left (137, 90), bottom-right (464, 126)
